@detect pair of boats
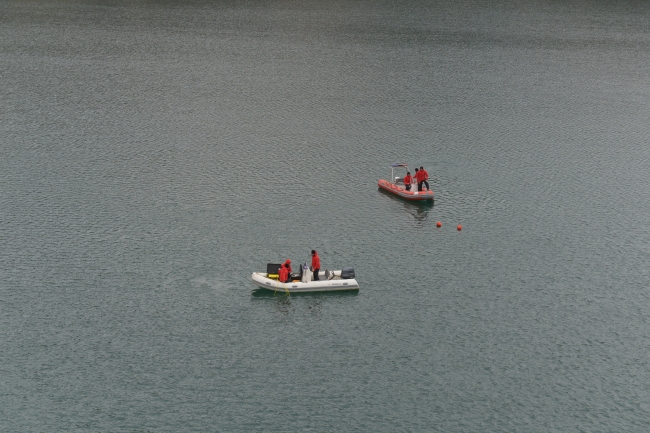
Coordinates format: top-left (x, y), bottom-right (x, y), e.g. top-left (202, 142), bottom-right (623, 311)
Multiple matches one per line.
top-left (251, 163), bottom-right (431, 293)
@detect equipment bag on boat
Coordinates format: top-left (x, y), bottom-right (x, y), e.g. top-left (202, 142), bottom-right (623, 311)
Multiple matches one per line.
top-left (301, 264), bottom-right (313, 283)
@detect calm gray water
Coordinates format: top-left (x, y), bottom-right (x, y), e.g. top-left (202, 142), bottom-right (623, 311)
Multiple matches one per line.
top-left (2, 0), bottom-right (650, 431)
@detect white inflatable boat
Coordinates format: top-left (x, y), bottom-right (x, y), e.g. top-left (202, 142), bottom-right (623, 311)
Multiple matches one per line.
top-left (251, 265), bottom-right (359, 293)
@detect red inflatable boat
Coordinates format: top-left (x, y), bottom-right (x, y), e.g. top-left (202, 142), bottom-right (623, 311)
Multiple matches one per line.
top-left (378, 163), bottom-right (434, 201)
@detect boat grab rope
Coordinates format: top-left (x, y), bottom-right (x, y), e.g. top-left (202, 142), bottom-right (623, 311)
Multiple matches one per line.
top-left (274, 282), bottom-right (291, 297)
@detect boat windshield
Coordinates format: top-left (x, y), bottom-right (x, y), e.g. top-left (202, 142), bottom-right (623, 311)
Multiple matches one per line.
top-left (390, 164), bottom-right (409, 184)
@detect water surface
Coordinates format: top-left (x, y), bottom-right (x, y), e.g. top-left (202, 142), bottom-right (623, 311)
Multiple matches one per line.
top-left (2, 0), bottom-right (650, 431)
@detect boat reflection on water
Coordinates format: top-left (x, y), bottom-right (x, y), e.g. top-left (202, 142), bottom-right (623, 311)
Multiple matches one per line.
top-left (252, 288), bottom-right (357, 318)
top-left (378, 187), bottom-right (434, 223)
top-left (251, 288), bottom-right (359, 298)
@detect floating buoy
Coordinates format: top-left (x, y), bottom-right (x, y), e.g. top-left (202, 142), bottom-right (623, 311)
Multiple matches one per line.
top-left (457, 224), bottom-right (462, 231)
top-left (436, 221), bottom-right (442, 227)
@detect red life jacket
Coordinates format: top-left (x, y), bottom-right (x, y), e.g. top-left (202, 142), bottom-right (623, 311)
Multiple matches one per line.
top-left (278, 265), bottom-right (289, 282)
top-left (283, 260), bottom-right (292, 274)
top-left (403, 175), bottom-right (413, 185)
top-left (421, 169), bottom-right (429, 180)
top-left (415, 171), bottom-right (424, 182)
top-left (312, 253), bottom-right (321, 269)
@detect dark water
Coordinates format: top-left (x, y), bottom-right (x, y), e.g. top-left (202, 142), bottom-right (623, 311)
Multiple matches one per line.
top-left (2, 0), bottom-right (650, 431)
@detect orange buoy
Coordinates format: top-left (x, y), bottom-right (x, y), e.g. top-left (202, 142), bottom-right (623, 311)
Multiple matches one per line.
top-left (457, 224), bottom-right (462, 231)
top-left (436, 221), bottom-right (442, 227)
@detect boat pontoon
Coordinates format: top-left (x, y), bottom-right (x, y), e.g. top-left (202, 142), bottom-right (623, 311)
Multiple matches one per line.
top-left (251, 263), bottom-right (359, 293)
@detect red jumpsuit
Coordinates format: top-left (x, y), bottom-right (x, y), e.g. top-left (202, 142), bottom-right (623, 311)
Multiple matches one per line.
top-left (278, 264), bottom-right (289, 283)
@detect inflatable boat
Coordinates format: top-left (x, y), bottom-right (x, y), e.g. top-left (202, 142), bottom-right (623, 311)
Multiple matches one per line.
top-left (251, 263), bottom-right (359, 293)
top-left (378, 163), bottom-right (433, 201)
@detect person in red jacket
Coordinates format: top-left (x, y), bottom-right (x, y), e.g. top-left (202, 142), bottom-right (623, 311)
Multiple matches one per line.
top-left (414, 167), bottom-right (423, 191)
top-left (403, 171), bottom-right (413, 191)
top-left (419, 166), bottom-right (429, 191)
top-left (311, 250), bottom-right (321, 281)
top-left (278, 263), bottom-right (289, 283)
top-left (283, 259), bottom-right (292, 274)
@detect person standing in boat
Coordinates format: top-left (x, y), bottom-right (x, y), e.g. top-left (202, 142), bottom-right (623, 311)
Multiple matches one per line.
top-left (278, 263), bottom-right (289, 283)
top-left (419, 166), bottom-right (430, 191)
top-left (311, 250), bottom-right (321, 281)
top-left (414, 167), bottom-right (423, 191)
top-left (283, 259), bottom-right (292, 275)
top-left (403, 171), bottom-right (413, 191)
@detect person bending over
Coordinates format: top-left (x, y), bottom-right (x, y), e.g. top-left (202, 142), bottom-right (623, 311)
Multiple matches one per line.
top-left (278, 264), bottom-right (289, 283)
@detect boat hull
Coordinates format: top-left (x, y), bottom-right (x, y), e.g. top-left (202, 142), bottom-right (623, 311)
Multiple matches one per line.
top-left (378, 179), bottom-right (433, 200)
top-left (251, 272), bottom-right (359, 293)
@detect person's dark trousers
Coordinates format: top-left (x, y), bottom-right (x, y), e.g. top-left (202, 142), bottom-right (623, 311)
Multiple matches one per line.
top-left (313, 268), bottom-right (320, 281)
top-left (422, 180), bottom-right (429, 190)
top-left (417, 181), bottom-right (423, 191)
top-left (405, 184), bottom-right (411, 191)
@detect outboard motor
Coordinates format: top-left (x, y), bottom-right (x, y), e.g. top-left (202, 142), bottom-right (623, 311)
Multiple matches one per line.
top-left (341, 267), bottom-right (355, 279)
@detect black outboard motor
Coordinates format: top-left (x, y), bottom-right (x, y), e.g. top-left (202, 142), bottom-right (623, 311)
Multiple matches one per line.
top-left (341, 267), bottom-right (355, 279)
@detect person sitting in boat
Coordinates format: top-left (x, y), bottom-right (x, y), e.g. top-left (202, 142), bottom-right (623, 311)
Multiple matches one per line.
top-left (283, 259), bottom-right (292, 274)
top-left (419, 166), bottom-right (430, 191)
top-left (278, 263), bottom-right (289, 283)
top-left (311, 250), bottom-right (321, 281)
top-left (403, 171), bottom-right (413, 191)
